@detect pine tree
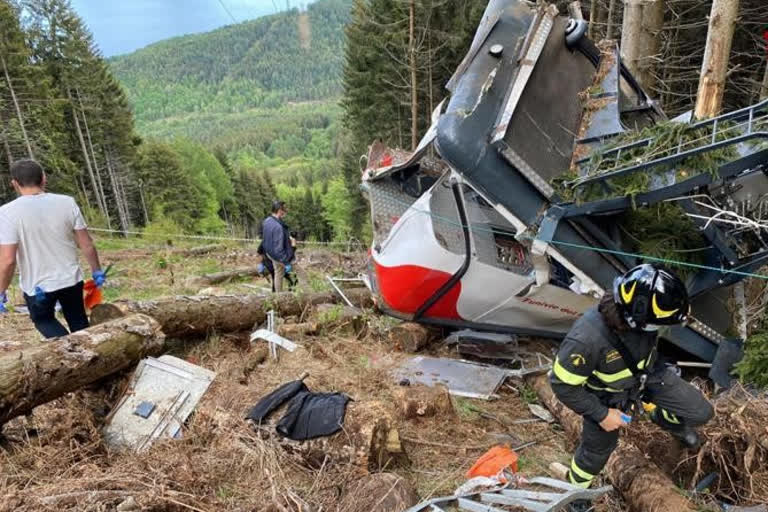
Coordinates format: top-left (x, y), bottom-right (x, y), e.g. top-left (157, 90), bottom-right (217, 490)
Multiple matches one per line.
top-left (135, 141), bottom-right (208, 232)
top-left (18, 0), bottom-right (142, 228)
top-left (262, 169), bottom-right (277, 200)
top-left (0, 0), bottom-right (69, 202)
top-left (339, 0), bottom-right (487, 238)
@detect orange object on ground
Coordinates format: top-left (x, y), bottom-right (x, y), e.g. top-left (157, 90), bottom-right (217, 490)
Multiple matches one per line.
top-left (83, 279), bottom-right (103, 310)
top-left (466, 445), bottom-right (519, 480)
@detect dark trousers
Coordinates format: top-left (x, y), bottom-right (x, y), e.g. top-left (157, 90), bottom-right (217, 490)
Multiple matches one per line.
top-left (569, 369), bottom-right (714, 487)
top-left (24, 281), bottom-right (89, 339)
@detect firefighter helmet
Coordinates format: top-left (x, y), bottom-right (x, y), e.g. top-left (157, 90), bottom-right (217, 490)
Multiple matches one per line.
top-left (613, 264), bottom-right (690, 331)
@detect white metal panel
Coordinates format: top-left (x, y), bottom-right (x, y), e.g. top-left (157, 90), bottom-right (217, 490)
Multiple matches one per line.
top-left (455, 261), bottom-right (534, 322)
top-left (475, 282), bottom-right (596, 332)
top-left (103, 356), bottom-right (215, 453)
top-left (374, 183), bottom-right (464, 274)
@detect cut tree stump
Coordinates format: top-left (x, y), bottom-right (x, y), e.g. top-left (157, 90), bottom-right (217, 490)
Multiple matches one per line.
top-left (0, 314), bottom-right (165, 426)
top-left (527, 374), bottom-right (696, 512)
top-left (394, 384), bottom-right (454, 420)
top-left (338, 472), bottom-right (418, 512)
top-left (313, 304), bottom-right (365, 335)
top-left (389, 322), bottom-right (440, 353)
top-left (281, 400), bottom-right (404, 473)
top-left (91, 288), bottom-right (373, 338)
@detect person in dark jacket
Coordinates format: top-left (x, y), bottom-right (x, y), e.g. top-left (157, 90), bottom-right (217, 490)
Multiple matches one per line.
top-left (261, 200), bottom-right (295, 292)
top-left (257, 242), bottom-right (276, 292)
top-left (551, 264), bottom-right (713, 511)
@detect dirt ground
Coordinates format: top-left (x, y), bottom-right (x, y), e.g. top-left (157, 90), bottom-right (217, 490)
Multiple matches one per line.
top-left (0, 238), bottom-right (626, 511)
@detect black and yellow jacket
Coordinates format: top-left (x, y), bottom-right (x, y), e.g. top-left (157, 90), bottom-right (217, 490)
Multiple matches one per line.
top-left (550, 307), bottom-right (658, 423)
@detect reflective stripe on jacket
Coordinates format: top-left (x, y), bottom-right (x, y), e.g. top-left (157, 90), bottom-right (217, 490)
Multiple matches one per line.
top-left (550, 307), bottom-right (657, 423)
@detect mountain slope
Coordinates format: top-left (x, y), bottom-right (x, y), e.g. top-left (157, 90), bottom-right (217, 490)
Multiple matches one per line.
top-left (109, 0), bottom-right (351, 124)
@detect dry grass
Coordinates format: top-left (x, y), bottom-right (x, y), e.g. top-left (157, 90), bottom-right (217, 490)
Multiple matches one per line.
top-left (0, 326), bottom-right (581, 512)
top-left (629, 382), bottom-right (768, 509)
top-left (0, 241), bottom-right (622, 511)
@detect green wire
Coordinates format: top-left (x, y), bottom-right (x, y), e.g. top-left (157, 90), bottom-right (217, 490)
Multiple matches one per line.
top-left (377, 188), bottom-right (768, 281)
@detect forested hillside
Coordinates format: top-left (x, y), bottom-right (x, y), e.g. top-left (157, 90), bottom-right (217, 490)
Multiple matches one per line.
top-left (340, 0), bottom-right (489, 236)
top-left (109, 0), bottom-right (351, 123)
top-left (101, 0), bottom-right (351, 243)
top-left (5, 0), bottom-right (765, 246)
top-left (0, 0), bottom-right (346, 242)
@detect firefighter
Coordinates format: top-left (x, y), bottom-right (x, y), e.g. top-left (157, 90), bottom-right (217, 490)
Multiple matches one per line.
top-left (551, 264), bottom-right (714, 510)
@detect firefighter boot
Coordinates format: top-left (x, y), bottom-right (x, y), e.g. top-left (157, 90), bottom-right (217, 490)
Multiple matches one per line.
top-left (651, 408), bottom-right (700, 449)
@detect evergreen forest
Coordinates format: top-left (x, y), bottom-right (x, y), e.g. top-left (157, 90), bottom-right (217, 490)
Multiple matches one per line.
top-left (1, 0), bottom-right (767, 244)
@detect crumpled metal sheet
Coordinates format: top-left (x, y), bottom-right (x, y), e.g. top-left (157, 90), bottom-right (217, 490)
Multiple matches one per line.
top-left (393, 356), bottom-right (508, 400)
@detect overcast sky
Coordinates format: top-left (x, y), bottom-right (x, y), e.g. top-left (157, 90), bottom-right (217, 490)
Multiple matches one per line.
top-left (70, 0), bottom-right (293, 57)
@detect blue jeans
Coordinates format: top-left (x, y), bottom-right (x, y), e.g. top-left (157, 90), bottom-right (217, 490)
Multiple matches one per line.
top-left (24, 282), bottom-right (89, 339)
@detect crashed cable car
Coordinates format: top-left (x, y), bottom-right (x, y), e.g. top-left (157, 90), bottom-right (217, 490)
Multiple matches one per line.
top-left (361, 0), bottom-right (768, 384)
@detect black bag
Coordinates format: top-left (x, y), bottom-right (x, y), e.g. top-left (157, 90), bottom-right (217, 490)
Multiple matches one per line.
top-left (246, 380), bottom-right (350, 441)
top-left (276, 392), bottom-right (350, 441)
top-left (245, 380), bottom-right (308, 423)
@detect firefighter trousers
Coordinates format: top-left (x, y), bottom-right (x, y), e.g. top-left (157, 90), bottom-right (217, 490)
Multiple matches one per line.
top-left (568, 368), bottom-right (714, 488)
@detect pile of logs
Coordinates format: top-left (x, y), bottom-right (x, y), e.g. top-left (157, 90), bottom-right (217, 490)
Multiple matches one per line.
top-left (1, 289), bottom-right (372, 427)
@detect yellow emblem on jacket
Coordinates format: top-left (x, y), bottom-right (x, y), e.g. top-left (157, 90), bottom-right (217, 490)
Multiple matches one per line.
top-left (605, 349), bottom-right (621, 363)
top-left (570, 353), bottom-right (586, 367)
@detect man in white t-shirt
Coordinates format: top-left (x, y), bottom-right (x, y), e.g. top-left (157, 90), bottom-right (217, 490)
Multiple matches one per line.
top-left (0, 160), bottom-right (106, 338)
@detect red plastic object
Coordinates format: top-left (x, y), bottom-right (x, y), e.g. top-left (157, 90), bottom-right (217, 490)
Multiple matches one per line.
top-left (466, 445), bottom-right (519, 480)
top-left (373, 261), bottom-right (461, 319)
top-left (83, 279), bottom-right (103, 310)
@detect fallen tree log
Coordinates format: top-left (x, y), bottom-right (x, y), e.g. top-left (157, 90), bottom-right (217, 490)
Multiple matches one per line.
top-left (313, 304), bottom-right (366, 335)
top-left (174, 244), bottom-right (223, 256)
top-left (0, 314), bottom-right (164, 426)
top-left (189, 267), bottom-right (263, 286)
top-left (277, 322), bottom-right (319, 338)
top-left (91, 288), bottom-right (373, 338)
top-left (527, 374), bottom-right (696, 512)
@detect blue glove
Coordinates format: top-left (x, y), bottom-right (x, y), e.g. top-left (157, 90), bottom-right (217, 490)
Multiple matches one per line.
top-left (34, 286), bottom-right (46, 304)
top-left (257, 263), bottom-right (265, 274)
top-left (284, 264), bottom-right (292, 273)
top-left (621, 413), bottom-right (632, 424)
top-left (93, 270), bottom-right (107, 288)
top-left (0, 291), bottom-right (7, 313)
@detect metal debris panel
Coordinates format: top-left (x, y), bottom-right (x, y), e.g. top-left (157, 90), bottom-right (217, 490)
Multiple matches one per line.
top-left (251, 329), bottom-right (299, 352)
top-left (393, 356), bottom-right (508, 400)
top-left (103, 355), bottom-right (215, 452)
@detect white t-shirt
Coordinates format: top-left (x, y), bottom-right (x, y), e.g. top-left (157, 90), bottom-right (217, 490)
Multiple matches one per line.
top-left (0, 193), bottom-right (87, 295)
